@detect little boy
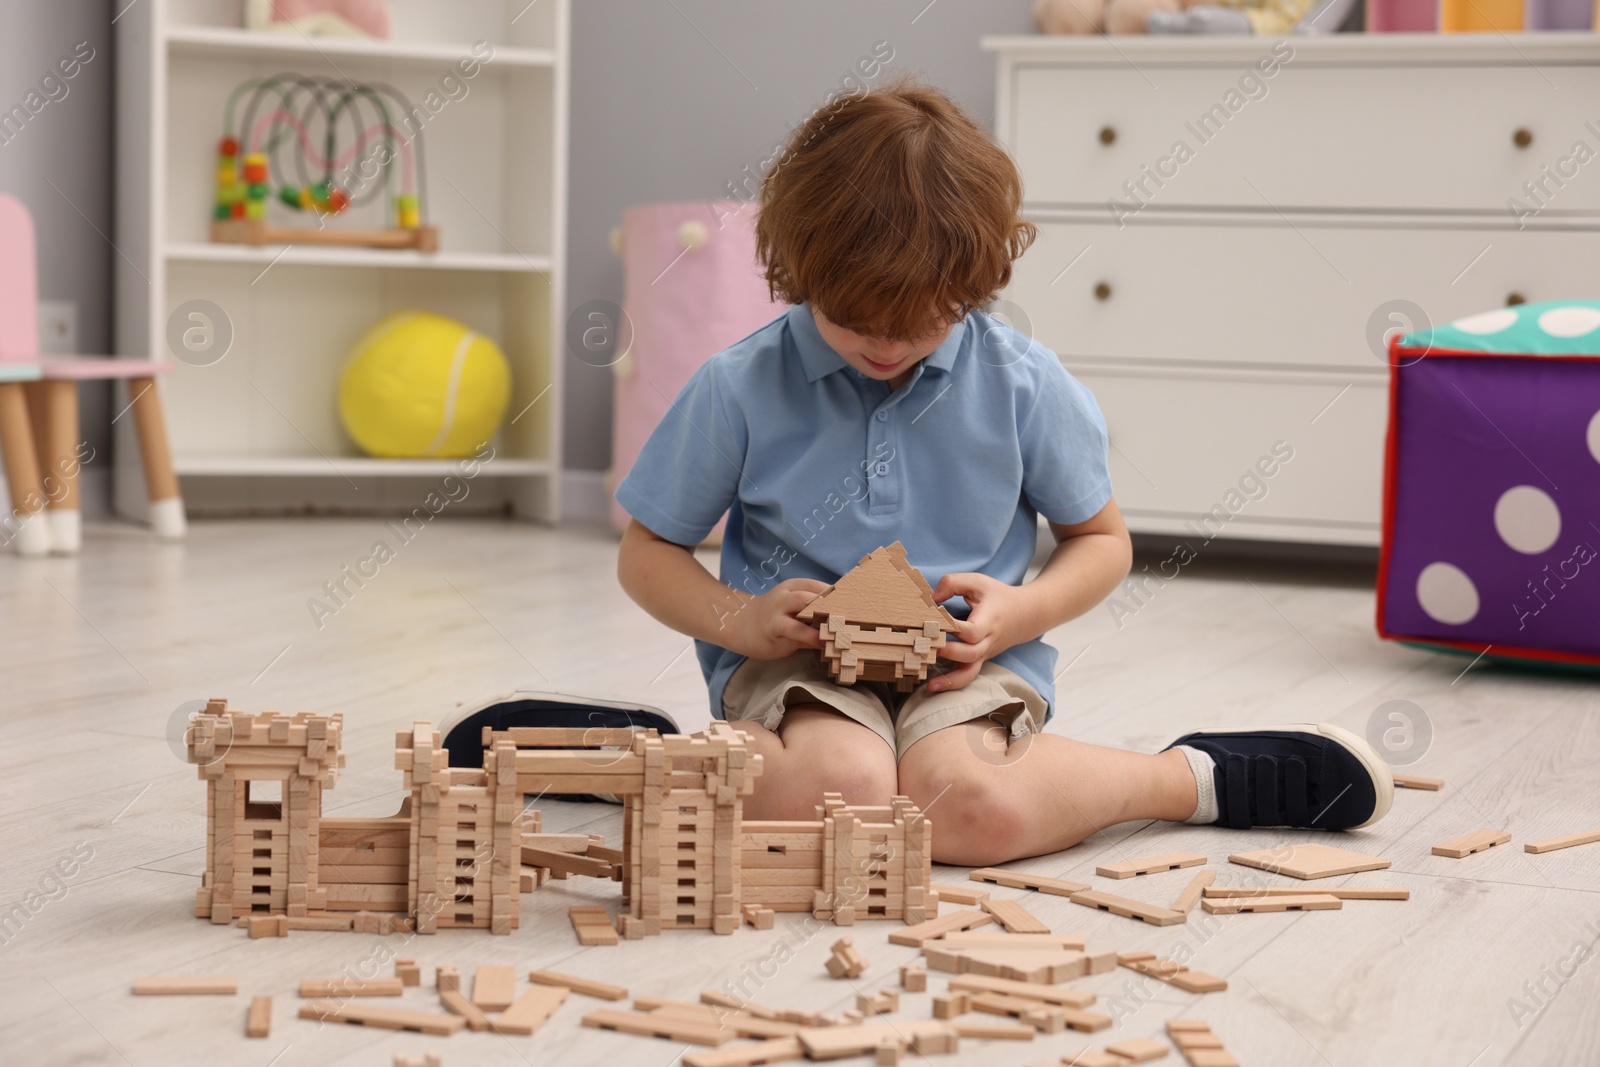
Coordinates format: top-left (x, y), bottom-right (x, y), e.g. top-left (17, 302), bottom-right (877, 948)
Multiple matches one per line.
top-left (615, 79), bottom-right (1391, 865)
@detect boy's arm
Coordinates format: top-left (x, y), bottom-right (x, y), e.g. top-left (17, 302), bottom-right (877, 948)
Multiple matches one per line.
top-left (928, 499), bottom-right (1132, 693)
top-left (617, 519), bottom-right (829, 659)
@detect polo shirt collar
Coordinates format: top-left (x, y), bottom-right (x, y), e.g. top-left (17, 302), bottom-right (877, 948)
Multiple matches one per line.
top-left (788, 303), bottom-right (967, 383)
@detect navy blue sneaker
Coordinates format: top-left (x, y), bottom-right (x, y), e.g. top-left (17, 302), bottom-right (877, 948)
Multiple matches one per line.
top-left (1164, 723), bottom-right (1393, 830)
top-left (437, 690), bottom-right (679, 803)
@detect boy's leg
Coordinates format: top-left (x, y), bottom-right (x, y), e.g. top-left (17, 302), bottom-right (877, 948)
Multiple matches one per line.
top-left (731, 704), bottom-right (899, 821)
top-left (896, 718), bottom-right (1198, 866)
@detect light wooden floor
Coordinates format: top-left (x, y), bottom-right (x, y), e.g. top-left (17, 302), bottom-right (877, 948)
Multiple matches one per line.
top-left (3, 518), bottom-right (1596, 1066)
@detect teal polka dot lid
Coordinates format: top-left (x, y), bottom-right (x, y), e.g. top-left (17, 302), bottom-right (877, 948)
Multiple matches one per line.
top-left (1395, 299), bottom-right (1600, 356)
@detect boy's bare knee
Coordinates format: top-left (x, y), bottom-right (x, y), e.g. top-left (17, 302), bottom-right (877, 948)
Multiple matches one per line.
top-left (898, 750), bottom-right (1034, 866)
top-left (771, 704), bottom-right (897, 809)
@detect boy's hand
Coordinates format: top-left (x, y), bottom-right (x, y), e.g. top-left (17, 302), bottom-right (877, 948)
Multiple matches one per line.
top-left (927, 572), bottom-right (1026, 693)
top-left (727, 578), bottom-right (831, 660)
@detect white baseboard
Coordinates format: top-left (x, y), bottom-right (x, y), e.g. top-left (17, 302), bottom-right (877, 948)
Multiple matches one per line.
top-left (561, 468), bottom-right (615, 527)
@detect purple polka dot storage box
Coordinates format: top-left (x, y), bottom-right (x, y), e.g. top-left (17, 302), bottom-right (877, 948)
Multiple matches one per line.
top-left (1377, 300), bottom-right (1600, 670)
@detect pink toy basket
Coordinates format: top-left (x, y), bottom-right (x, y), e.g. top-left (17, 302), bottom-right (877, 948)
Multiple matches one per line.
top-left (609, 200), bottom-right (786, 534)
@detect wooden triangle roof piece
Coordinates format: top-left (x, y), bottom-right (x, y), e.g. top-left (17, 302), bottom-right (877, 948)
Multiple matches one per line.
top-left (798, 542), bottom-right (958, 632)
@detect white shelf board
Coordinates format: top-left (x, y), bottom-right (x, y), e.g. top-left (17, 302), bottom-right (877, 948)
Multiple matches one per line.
top-left (166, 26), bottom-right (555, 68)
top-left (165, 241), bottom-right (550, 273)
top-left (175, 455), bottom-right (555, 477)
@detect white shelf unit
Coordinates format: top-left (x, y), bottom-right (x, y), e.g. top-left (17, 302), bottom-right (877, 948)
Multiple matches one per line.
top-left (115, 0), bottom-right (567, 520)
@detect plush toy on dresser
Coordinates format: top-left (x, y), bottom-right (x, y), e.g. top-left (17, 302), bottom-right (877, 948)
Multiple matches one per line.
top-left (1032, 0), bottom-right (1355, 35)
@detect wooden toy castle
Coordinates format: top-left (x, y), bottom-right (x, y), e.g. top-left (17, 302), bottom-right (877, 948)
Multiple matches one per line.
top-left (186, 700), bottom-right (932, 938)
top-left (798, 541), bottom-right (958, 691)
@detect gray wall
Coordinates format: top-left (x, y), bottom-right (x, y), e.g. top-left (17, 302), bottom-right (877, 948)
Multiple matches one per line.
top-left (0, 0), bottom-right (115, 503)
top-left (565, 1), bottom-right (1035, 472)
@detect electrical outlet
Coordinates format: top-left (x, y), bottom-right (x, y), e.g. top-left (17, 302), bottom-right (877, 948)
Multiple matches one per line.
top-left (39, 300), bottom-right (77, 355)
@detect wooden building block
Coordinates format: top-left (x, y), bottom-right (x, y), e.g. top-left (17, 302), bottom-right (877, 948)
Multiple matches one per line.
top-left (1203, 885), bottom-right (1408, 901)
top-left (583, 1008), bottom-right (737, 1046)
top-left (439, 990), bottom-right (492, 1032)
top-left (825, 936), bottom-right (869, 979)
top-left (1105, 1037), bottom-right (1170, 1062)
top-left (923, 944), bottom-right (1093, 984)
top-left (527, 969), bottom-right (627, 1001)
top-left (856, 989), bottom-right (898, 1015)
top-left (950, 1020), bottom-right (1034, 1040)
top-left (947, 974), bottom-right (1096, 1008)
top-left (981, 898), bottom-right (1051, 934)
top-left (899, 962), bottom-right (926, 992)
top-left (1173, 1032), bottom-right (1225, 1050)
top-left (932, 991), bottom-right (972, 1019)
top-left (246, 996), bottom-right (271, 1038)
top-left (1170, 869), bottom-right (1215, 915)
top-left (395, 959), bottom-right (421, 987)
top-left (247, 915), bottom-right (288, 939)
top-left (298, 1000), bottom-right (466, 1035)
top-left (471, 966), bottom-right (517, 1011)
top-left (1096, 852), bottom-right (1207, 879)
top-left (1228, 843), bottom-right (1390, 879)
top-left (1432, 829), bottom-right (1512, 858)
top-left (392, 1056), bottom-right (443, 1067)
top-left (1525, 828), bottom-right (1600, 854)
top-left (875, 1037), bottom-right (903, 1065)
top-left (492, 985), bottom-right (568, 1035)
top-left (1068, 889), bottom-right (1185, 926)
top-left (1392, 773), bottom-right (1444, 790)
top-left (1200, 893), bottom-right (1342, 914)
top-left (930, 883), bottom-right (989, 906)
top-left (969, 868), bottom-right (1089, 896)
top-left (1117, 954), bottom-right (1228, 993)
top-left (298, 977), bottom-right (404, 997)
top-left (1185, 1051), bottom-right (1239, 1067)
top-left (940, 931), bottom-right (1086, 950)
top-left (133, 976), bottom-right (238, 995)
top-left (742, 904), bottom-right (776, 929)
top-left (436, 965), bottom-right (459, 992)
top-left (885, 908), bottom-right (992, 946)
top-left (1058, 1049), bottom-right (1125, 1067)
top-left (569, 905), bottom-right (620, 946)
top-left (1166, 1018), bottom-right (1211, 1034)
top-left (683, 1038), bottom-right (806, 1067)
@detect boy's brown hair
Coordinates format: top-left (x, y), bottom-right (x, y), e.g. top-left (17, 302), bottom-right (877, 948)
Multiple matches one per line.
top-left (755, 77), bottom-right (1036, 343)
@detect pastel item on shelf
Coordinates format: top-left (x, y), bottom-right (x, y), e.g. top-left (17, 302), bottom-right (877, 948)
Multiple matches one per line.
top-left (244, 0), bottom-right (393, 38)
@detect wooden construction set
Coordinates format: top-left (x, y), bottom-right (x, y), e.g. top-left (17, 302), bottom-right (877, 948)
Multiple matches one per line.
top-left (184, 700), bottom-right (932, 939)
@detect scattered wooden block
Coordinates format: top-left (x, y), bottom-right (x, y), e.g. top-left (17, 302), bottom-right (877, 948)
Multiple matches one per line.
top-left (298, 999), bottom-right (466, 1035)
top-left (796, 1021), bottom-right (954, 1059)
top-left (1525, 829), bottom-right (1600, 854)
top-left (939, 931), bottom-right (1086, 950)
top-left (1169, 869), bottom-right (1216, 917)
top-left (856, 989), bottom-right (898, 1015)
top-left (1096, 851), bottom-right (1207, 879)
top-left (947, 974), bottom-right (1096, 1008)
top-left (1164, 1019), bottom-right (1238, 1066)
top-left (395, 959), bottom-right (421, 987)
top-left (1432, 829), bottom-right (1512, 859)
top-left (392, 1054), bottom-right (443, 1067)
top-left (299, 977), bottom-right (404, 998)
top-left (970, 868), bottom-right (1089, 896)
top-left (1203, 885), bottom-right (1408, 900)
top-left (1068, 889), bottom-right (1185, 926)
top-left (923, 944), bottom-right (1093, 983)
top-left (471, 966), bottom-right (517, 1011)
top-left (825, 936), bottom-right (869, 978)
top-left (930, 883), bottom-right (990, 906)
top-left (1166, 1018), bottom-right (1211, 1033)
top-left (886, 908), bottom-right (992, 947)
top-left (1227, 843), bottom-right (1390, 880)
top-left (1173, 1032), bottom-right (1224, 1050)
top-left (1392, 773), bottom-right (1444, 790)
top-left (133, 976), bottom-right (238, 996)
top-left (1106, 1037), bottom-right (1171, 1062)
top-left (247, 915), bottom-right (288, 939)
top-left (875, 1037), bottom-right (903, 1065)
top-left (569, 905), bottom-right (620, 946)
top-left (583, 1008), bottom-right (737, 1046)
top-left (246, 996), bottom-right (271, 1038)
top-left (1058, 1049), bottom-right (1126, 1067)
top-left (493, 985), bottom-right (568, 1035)
top-left (682, 1037), bottom-right (805, 1067)
top-left (436, 965), bottom-right (460, 993)
top-left (932, 991), bottom-right (972, 1019)
top-left (1201, 893), bottom-right (1342, 914)
top-left (439, 990), bottom-right (492, 1032)
top-left (950, 1020), bottom-right (1035, 1040)
top-left (1117, 953), bottom-right (1227, 993)
top-left (742, 903), bottom-right (776, 929)
top-left (899, 962), bottom-right (926, 992)
top-left (981, 897), bottom-right (1051, 934)
top-left (527, 969), bottom-right (627, 1001)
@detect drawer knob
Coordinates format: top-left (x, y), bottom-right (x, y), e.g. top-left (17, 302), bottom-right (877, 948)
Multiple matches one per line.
top-left (1506, 291), bottom-right (1527, 306)
top-left (1513, 127), bottom-right (1533, 148)
top-left (1098, 126), bottom-right (1116, 146)
top-left (1094, 282), bottom-right (1113, 301)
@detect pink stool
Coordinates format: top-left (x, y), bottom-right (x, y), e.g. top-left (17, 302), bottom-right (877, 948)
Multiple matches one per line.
top-left (0, 193), bottom-right (183, 555)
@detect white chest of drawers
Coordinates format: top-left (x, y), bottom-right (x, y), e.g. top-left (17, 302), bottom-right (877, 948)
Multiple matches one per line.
top-left (985, 33), bottom-right (1600, 546)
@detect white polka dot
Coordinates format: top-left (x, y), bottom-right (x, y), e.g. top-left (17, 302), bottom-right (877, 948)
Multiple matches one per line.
top-left (1537, 305), bottom-right (1600, 338)
top-left (1452, 308), bottom-right (1519, 335)
top-left (1494, 485), bottom-right (1561, 554)
top-left (1589, 409), bottom-right (1600, 465)
top-left (1417, 562), bottom-right (1479, 625)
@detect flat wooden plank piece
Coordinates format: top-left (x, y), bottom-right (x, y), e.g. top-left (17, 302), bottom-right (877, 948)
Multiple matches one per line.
top-left (1203, 885), bottom-right (1408, 900)
top-left (1392, 773), bottom-right (1444, 790)
top-left (298, 999), bottom-right (466, 1035)
top-left (1201, 893), bottom-right (1342, 914)
top-left (1059, 1049), bottom-right (1126, 1067)
top-left (930, 882), bottom-right (990, 906)
top-left (583, 1008), bottom-right (737, 1047)
top-left (1227, 842), bottom-right (1390, 880)
top-left (1525, 828), bottom-right (1600, 854)
top-left (1170, 869), bottom-right (1216, 914)
top-left (970, 868), bottom-right (1090, 896)
top-left (493, 985), bottom-right (568, 1035)
top-left (472, 965), bottom-right (517, 1011)
top-left (246, 996), bottom-right (271, 1038)
top-left (1068, 889), bottom-right (1185, 926)
top-left (886, 908), bottom-right (992, 947)
top-left (1096, 851), bottom-right (1207, 879)
top-left (439, 990), bottom-right (493, 1032)
top-left (940, 931), bottom-right (1086, 950)
top-left (1105, 1037), bottom-right (1171, 1062)
top-left (133, 976), bottom-right (238, 996)
top-left (683, 1037), bottom-right (806, 1067)
top-left (950, 1020), bottom-right (1035, 1040)
top-left (528, 968), bottom-right (628, 1000)
top-left (981, 897), bottom-right (1052, 934)
top-left (947, 974), bottom-right (1097, 1008)
top-left (298, 977), bottom-right (404, 997)
top-left (1432, 829), bottom-right (1512, 858)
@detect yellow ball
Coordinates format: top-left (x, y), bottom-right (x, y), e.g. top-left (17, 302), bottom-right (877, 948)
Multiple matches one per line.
top-left (338, 311), bottom-right (511, 458)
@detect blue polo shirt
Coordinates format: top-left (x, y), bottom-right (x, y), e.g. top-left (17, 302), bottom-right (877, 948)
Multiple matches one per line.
top-left (615, 303), bottom-right (1113, 721)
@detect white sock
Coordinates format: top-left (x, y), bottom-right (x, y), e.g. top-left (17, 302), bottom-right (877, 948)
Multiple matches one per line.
top-left (1176, 745), bottom-right (1218, 825)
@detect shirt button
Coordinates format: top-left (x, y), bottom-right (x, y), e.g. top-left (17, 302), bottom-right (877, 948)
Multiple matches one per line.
top-left (876, 462), bottom-right (890, 476)
top-left (875, 410), bottom-right (888, 422)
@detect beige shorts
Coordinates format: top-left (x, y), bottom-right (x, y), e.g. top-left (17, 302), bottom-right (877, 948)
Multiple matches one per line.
top-left (720, 651), bottom-right (1049, 758)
